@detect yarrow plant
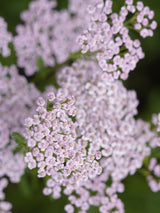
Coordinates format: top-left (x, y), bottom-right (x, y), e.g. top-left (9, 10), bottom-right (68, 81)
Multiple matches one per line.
top-left (0, 0), bottom-right (159, 212)
top-left (24, 91), bottom-right (102, 193)
top-left (77, 0), bottom-right (157, 80)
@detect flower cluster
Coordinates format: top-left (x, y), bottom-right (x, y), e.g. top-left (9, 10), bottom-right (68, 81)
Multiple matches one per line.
top-left (0, 178), bottom-right (12, 213)
top-left (157, 114), bottom-right (160, 132)
top-left (0, 65), bottom-right (40, 132)
top-left (58, 60), bottom-right (153, 174)
top-left (14, 0), bottom-right (57, 75)
top-left (133, 1), bottom-right (157, 38)
top-left (147, 158), bottom-right (160, 192)
top-left (149, 114), bottom-right (160, 148)
top-left (0, 120), bottom-right (9, 149)
top-left (64, 181), bottom-right (125, 213)
top-left (57, 60), bottom-right (155, 212)
top-left (77, 0), bottom-right (157, 80)
top-left (0, 144), bottom-right (25, 212)
top-left (69, 0), bottom-right (96, 15)
top-left (145, 114), bottom-right (160, 192)
top-left (24, 90), bottom-right (102, 199)
top-left (14, 0), bottom-right (94, 75)
top-left (0, 17), bottom-right (12, 57)
top-left (0, 64), bottom-right (40, 211)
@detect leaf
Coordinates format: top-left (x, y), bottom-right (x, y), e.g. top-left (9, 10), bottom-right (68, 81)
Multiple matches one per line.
top-left (47, 100), bottom-right (53, 112)
top-left (12, 132), bottom-right (27, 153)
top-left (0, 43), bottom-right (17, 66)
top-left (37, 57), bottom-right (45, 71)
top-left (12, 132), bottom-right (26, 145)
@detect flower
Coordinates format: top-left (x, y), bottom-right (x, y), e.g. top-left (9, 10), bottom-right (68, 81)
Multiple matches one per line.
top-left (24, 89), bottom-right (102, 199)
top-left (0, 178), bottom-right (12, 213)
top-left (0, 17), bottom-right (12, 57)
top-left (0, 64), bottom-right (41, 210)
top-left (14, 0), bottom-right (94, 75)
top-left (57, 60), bottom-right (155, 212)
top-left (77, 0), bottom-right (157, 80)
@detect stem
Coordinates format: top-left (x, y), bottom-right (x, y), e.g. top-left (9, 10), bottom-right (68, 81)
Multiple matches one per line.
top-left (124, 12), bottom-right (138, 28)
top-left (29, 50), bottom-right (95, 91)
top-left (138, 168), bottom-right (150, 177)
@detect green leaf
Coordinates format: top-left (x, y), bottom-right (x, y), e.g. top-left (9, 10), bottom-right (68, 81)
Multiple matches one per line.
top-left (37, 57), bottom-right (45, 71)
top-left (47, 100), bottom-right (53, 112)
top-left (12, 132), bottom-right (27, 154)
top-left (0, 43), bottom-right (17, 66)
top-left (12, 132), bottom-right (26, 145)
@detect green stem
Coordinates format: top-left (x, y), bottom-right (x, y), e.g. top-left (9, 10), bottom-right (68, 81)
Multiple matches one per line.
top-left (138, 168), bottom-right (150, 177)
top-left (124, 12), bottom-right (138, 28)
top-left (30, 50), bottom-right (95, 91)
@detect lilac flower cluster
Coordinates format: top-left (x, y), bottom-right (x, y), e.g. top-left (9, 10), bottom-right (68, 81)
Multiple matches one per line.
top-left (58, 60), bottom-right (153, 175)
top-left (0, 65), bottom-right (40, 135)
top-left (149, 114), bottom-right (160, 148)
top-left (146, 114), bottom-right (160, 192)
top-left (133, 1), bottom-right (157, 38)
top-left (14, 0), bottom-right (57, 75)
top-left (147, 158), bottom-right (160, 192)
top-left (69, 0), bottom-right (95, 14)
top-left (24, 90), bottom-right (102, 199)
top-left (0, 179), bottom-right (12, 213)
top-left (0, 145), bottom-right (25, 212)
top-left (54, 60), bottom-right (156, 212)
top-left (14, 0), bottom-right (93, 75)
top-left (0, 17), bottom-right (12, 57)
top-left (77, 0), bottom-right (157, 80)
top-left (0, 120), bottom-right (9, 149)
top-left (0, 64), bottom-right (40, 211)
top-left (157, 114), bottom-right (160, 132)
top-left (64, 181), bottom-right (125, 213)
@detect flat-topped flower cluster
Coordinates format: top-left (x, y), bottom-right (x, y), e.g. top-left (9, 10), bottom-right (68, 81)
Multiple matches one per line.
top-left (77, 0), bottom-right (157, 81)
top-left (24, 91), bottom-right (102, 196)
top-left (14, 0), bottom-right (96, 75)
top-left (0, 64), bottom-right (39, 211)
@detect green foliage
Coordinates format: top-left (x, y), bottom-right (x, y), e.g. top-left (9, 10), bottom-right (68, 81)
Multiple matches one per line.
top-left (56, 0), bottom-right (68, 10)
top-left (0, 43), bottom-right (17, 66)
top-left (47, 100), bottom-right (54, 111)
top-left (37, 57), bottom-right (45, 71)
top-left (12, 132), bottom-right (27, 154)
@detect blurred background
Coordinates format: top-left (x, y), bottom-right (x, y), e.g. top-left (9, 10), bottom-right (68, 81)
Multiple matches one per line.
top-left (0, 0), bottom-right (160, 212)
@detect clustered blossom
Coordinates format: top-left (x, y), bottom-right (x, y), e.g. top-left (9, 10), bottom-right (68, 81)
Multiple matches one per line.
top-left (0, 147), bottom-right (25, 212)
top-left (0, 65), bottom-right (40, 132)
top-left (0, 179), bottom-right (12, 213)
top-left (69, 0), bottom-right (96, 14)
top-left (0, 144), bottom-right (25, 184)
top-left (77, 0), bottom-right (157, 80)
top-left (0, 17), bottom-right (12, 57)
top-left (147, 158), bottom-right (160, 192)
top-left (65, 181), bottom-right (125, 213)
top-left (0, 64), bottom-right (40, 211)
top-left (58, 60), bottom-right (153, 174)
top-left (56, 60), bottom-right (157, 212)
top-left (145, 114), bottom-right (160, 193)
top-left (14, 0), bottom-right (94, 75)
top-left (0, 120), bottom-right (9, 149)
top-left (157, 114), bottom-right (160, 132)
top-left (24, 90), bottom-right (102, 199)
top-left (133, 1), bottom-right (157, 38)
top-left (14, 0), bottom-right (57, 75)
top-left (149, 114), bottom-right (160, 148)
